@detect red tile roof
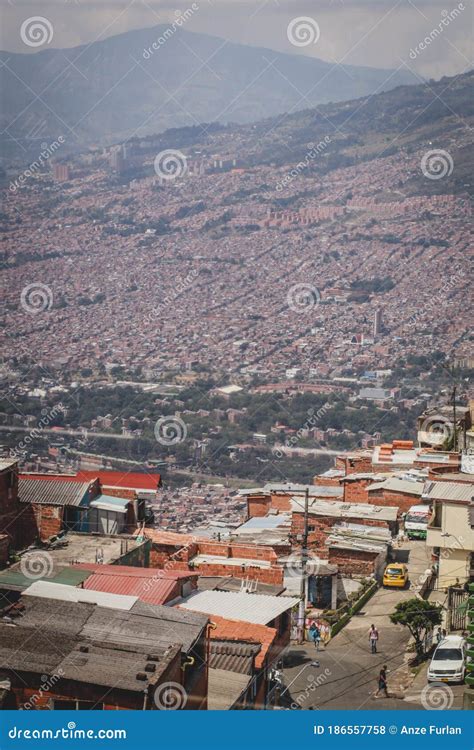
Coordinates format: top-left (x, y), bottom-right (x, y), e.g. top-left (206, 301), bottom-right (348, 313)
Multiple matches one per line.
top-left (208, 615), bottom-right (277, 669)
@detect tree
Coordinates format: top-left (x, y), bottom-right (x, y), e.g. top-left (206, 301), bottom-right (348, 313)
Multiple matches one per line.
top-left (390, 599), bottom-right (442, 657)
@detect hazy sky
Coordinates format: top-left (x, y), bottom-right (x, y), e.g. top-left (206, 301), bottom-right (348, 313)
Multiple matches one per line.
top-left (1, 0), bottom-right (472, 79)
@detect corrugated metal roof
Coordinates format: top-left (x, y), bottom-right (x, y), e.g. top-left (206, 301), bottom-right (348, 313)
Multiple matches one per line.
top-left (368, 478), bottom-right (424, 495)
top-left (208, 669), bottom-right (252, 710)
top-left (23, 581), bottom-right (138, 610)
top-left (264, 482), bottom-right (343, 497)
top-left (423, 481), bottom-right (474, 503)
top-left (180, 590), bottom-right (299, 625)
top-left (237, 515), bottom-right (290, 530)
top-left (209, 640), bottom-right (260, 674)
top-left (190, 554), bottom-right (271, 569)
top-left (90, 495), bottom-right (129, 513)
top-left (0, 566), bottom-right (90, 591)
top-left (291, 497), bottom-right (398, 521)
top-left (19, 478), bottom-right (90, 507)
top-left (0, 458), bottom-right (16, 472)
top-left (327, 535), bottom-right (387, 553)
top-left (82, 572), bottom-right (178, 605)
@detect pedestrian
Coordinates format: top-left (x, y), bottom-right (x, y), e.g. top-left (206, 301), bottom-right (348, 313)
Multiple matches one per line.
top-left (369, 624), bottom-right (379, 654)
top-left (436, 627), bottom-right (443, 644)
top-left (375, 666), bottom-right (388, 698)
top-left (308, 622), bottom-right (321, 651)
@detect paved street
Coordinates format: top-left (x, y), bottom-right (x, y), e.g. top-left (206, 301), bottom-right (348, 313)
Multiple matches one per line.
top-left (281, 541), bottom-right (440, 710)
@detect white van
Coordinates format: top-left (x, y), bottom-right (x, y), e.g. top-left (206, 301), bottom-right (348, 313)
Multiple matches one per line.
top-left (404, 504), bottom-right (431, 540)
top-left (427, 635), bottom-right (466, 683)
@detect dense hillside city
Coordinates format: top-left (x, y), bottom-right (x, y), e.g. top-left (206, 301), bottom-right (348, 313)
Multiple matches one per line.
top-left (0, 3), bottom-right (473, 727)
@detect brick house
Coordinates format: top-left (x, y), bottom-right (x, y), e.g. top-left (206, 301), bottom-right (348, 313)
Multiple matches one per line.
top-left (17, 478), bottom-right (101, 543)
top-left (0, 459), bottom-right (20, 553)
top-left (290, 498), bottom-right (397, 556)
top-left (366, 477), bottom-right (425, 514)
top-left (0, 594), bottom-right (209, 710)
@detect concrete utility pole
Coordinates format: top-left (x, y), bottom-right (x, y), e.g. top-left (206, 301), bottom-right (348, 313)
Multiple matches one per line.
top-left (451, 385), bottom-right (457, 452)
top-left (298, 487), bottom-right (309, 644)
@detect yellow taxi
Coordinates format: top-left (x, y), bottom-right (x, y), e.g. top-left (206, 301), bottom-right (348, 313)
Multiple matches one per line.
top-left (382, 563), bottom-right (409, 588)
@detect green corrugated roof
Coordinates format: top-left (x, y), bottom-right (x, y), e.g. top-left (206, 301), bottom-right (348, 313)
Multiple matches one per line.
top-left (0, 566), bottom-right (90, 591)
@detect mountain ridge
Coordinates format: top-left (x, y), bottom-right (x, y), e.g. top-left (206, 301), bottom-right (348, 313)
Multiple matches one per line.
top-left (0, 23), bottom-right (418, 162)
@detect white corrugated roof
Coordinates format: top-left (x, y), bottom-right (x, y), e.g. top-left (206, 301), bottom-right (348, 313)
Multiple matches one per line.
top-left (368, 478), bottom-right (424, 495)
top-left (291, 498), bottom-right (398, 521)
top-left (22, 581), bottom-right (138, 610)
top-left (180, 590), bottom-right (299, 625)
top-left (0, 458), bottom-right (17, 472)
top-left (423, 481), bottom-right (474, 503)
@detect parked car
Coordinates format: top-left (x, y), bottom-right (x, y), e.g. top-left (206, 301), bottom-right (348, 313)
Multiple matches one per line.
top-left (382, 563), bottom-right (409, 588)
top-left (427, 635), bottom-right (466, 683)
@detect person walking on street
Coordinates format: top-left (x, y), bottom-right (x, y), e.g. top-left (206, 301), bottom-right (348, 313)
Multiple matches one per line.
top-left (436, 627), bottom-right (443, 644)
top-left (309, 622), bottom-right (321, 651)
top-left (369, 624), bottom-right (379, 654)
top-left (375, 666), bottom-right (388, 698)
